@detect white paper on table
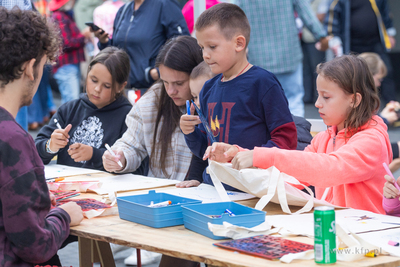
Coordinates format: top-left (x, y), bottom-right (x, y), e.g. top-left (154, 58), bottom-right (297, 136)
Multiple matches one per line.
top-left (158, 183), bottom-right (256, 203)
top-left (90, 173), bottom-right (180, 195)
top-left (266, 208), bottom-right (400, 238)
top-left (84, 206), bottom-right (118, 219)
top-left (45, 164), bottom-right (104, 179)
top-left (358, 228), bottom-right (400, 257)
top-left (207, 221), bottom-right (277, 239)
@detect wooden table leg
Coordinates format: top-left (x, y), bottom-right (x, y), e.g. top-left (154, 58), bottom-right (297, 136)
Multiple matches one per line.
top-left (78, 237), bottom-right (116, 267)
top-left (78, 237), bottom-right (93, 267)
top-left (95, 240), bottom-right (116, 267)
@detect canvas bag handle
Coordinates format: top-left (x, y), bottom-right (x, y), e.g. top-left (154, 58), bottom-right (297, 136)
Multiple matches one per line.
top-left (208, 161), bottom-right (314, 214)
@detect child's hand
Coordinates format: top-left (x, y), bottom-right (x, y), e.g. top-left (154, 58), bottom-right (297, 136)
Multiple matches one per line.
top-left (49, 191), bottom-right (56, 206)
top-left (102, 150), bottom-right (126, 172)
top-left (58, 202), bottom-right (84, 226)
top-left (50, 124), bottom-right (72, 152)
top-left (383, 174), bottom-right (400, 199)
top-left (203, 142), bottom-right (239, 162)
top-left (68, 143), bottom-right (93, 162)
top-left (176, 180), bottom-right (201, 188)
top-left (380, 101), bottom-right (400, 125)
top-left (232, 150), bottom-right (254, 170)
top-left (180, 104), bottom-right (200, 134)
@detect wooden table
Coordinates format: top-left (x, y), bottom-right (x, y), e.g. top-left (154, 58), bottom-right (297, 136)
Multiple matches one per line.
top-left (68, 187), bottom-right (400, 267)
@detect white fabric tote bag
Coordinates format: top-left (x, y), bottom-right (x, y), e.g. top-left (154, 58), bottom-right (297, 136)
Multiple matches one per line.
top-left (208, 161), bottom-right (334, 214)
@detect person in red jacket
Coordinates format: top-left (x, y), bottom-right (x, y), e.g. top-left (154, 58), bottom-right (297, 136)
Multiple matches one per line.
top-left (205, 55), bottom-right (392, 214)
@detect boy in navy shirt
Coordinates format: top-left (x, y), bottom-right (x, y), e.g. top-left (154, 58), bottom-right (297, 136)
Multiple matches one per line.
top-left (180, 3), bottom-right (297, 189)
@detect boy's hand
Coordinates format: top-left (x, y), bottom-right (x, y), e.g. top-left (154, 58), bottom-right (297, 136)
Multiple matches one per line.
top-left (203, 142), bottom-right (239, 162)
top-left (180, 103), bottom-right (201, 134)
top-left (102, 150), bottom-right (126, 172)
top-left (232, 150), bottom-right (254, 170)
top-left (68, 143), bottom-right (93, 162)
top-left (58, 202), bottom-right (84, 226)
top-left (383, 174), bottom-right (400, 199)
top-left (50, 124), bottom-right (72, 152)
top-left (176, 180), bottom-right (201, 188)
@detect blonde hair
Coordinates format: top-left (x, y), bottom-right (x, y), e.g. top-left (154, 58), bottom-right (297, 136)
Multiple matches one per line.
top-left (358, 52), bottom-right (387, 78)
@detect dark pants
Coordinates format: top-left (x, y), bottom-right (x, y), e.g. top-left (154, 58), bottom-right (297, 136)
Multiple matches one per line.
top-left (302, 41), bottom-right (326, 104)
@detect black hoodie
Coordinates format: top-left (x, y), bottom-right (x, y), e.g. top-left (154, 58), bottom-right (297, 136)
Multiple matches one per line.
top-left (35, 94), bottom-right (132, 170)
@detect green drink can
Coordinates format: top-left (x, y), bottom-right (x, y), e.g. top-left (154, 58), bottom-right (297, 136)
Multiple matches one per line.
top-left (314, 206), bottom-right (336, 264)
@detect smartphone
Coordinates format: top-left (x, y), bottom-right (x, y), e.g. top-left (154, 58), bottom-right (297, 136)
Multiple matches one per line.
top-left (85, 22), bottom-right (104, 34)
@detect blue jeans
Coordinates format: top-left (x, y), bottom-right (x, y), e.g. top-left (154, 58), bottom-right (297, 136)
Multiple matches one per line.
top-left (275, 62), bottom-right (304, 117)
top-left (54, 63), bottom-right (80, 104)
top-left (15, 106), bottom-right (28, 131)
top-left (28, 65), bottom-right (55, 123)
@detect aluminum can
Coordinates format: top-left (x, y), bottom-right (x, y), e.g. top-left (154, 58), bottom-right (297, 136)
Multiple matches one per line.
top-left (314, 206), bottom-right (336, 264)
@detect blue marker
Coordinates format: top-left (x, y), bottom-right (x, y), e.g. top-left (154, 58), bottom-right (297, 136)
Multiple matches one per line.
top-left (186, 100), bottom-right (191, 115)
top-left (191, 100), bottom-right (216, 144)
top-left (225, 209), bottom-right (235, 216)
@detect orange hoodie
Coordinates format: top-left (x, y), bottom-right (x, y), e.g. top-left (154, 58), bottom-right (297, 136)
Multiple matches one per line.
top-left (252, 116), bottom-right (392, 214)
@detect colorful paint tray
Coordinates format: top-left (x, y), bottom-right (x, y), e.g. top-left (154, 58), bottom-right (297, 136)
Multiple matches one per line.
top-left (116, 190), bottom-right (202, 228)
top-left (182, 202), bottom-right (266, 239)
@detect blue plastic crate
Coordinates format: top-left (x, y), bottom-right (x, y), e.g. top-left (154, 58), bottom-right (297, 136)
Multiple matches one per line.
top-left (182, 202), bottom-right (266, 239)
top-left (117, 190), bottom-right (202, 228)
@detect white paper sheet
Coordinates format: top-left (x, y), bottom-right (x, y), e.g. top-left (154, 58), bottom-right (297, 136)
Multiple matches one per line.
top-left (358, 228), bottom-right (400, 257)
top-left (157, 183), bottom-right (256, 203)
top-left (90, 173), bottom-right (180, 195)
top-left (266, 208), bottom-right (400, 237)
top-left (45, 164), bottom-right (104, 179)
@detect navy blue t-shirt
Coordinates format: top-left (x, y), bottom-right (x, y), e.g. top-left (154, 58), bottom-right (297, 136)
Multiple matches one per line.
top-left (185, 66), bottom-right (297, 189)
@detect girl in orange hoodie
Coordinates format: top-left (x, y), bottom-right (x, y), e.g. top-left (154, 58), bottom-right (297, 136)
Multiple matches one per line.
top-left (204, 55), bottom-right (392, 214)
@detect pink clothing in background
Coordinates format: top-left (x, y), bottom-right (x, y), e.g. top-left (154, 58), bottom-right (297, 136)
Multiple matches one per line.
top-left (252, 115), bottom-right (392, 214)
top-left (182, 0), bottom-right (220, 33)
top-left (93, 0), bottom-right (124, 55)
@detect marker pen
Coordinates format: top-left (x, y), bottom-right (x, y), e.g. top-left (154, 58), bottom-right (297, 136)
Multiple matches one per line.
top-left (186, 100), bottom-right (191, 115)
top-left (54, 118), bottom-right (62, 129)
top-left (148, 200), bottom-right (172, 208)
top-left (105, 143), bottom-right (123, 168)
top-left (388, 240), bottom-right (399, 246)
top-left (225, 209), bottom-right (235, 216)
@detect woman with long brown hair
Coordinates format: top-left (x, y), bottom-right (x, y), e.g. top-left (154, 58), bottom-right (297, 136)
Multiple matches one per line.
top-left (103, 35), bottom-right (203, 181)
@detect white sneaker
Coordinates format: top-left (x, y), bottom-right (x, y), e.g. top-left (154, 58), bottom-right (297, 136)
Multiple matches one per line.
top-left (124, 249), bottom-right (162, 266)
top-left (110, 243), bottom-right (130, 255)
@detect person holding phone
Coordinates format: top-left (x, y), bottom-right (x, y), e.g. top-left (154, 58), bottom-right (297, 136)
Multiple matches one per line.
top-left (92, 0), bottom-right (189, 101)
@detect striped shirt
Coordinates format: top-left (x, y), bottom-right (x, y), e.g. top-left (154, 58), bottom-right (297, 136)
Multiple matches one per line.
top-left (237, 0), bottom-right (326, 74)
top-left (112, 83), bottom-right (192, 181)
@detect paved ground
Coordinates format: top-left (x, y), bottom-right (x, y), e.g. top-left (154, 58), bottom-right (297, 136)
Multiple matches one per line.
top-left (28, 99), bottom-right (400, 266)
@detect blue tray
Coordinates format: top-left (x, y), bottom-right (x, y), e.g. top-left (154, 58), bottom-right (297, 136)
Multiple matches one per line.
top-left (117, 190), bottom-right (202, 228)
top-left (182, 202), bottom-right (266, 239)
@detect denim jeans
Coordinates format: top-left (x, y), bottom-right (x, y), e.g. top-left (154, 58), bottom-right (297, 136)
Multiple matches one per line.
top-left (54, 63), bottom-right (81, 104)
top-left (28, 65), bottom-right (55, 124)
top-left (275, 62), bottom-right (304, 117)
top-left (15, 106), bottom-right (28, 131)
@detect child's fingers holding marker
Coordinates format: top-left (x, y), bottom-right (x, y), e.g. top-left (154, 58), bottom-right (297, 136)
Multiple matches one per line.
top-left (383, 175), bottom-right (399, 199)
top-left (180, 114), bottom-right (201, 135)
top-left (102, 150), bottom-right (125, 172)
